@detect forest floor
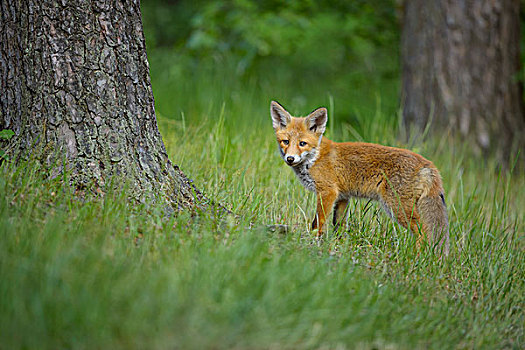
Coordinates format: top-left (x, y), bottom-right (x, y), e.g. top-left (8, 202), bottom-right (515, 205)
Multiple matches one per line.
top-left (1, 50), bottom-right (523, 349)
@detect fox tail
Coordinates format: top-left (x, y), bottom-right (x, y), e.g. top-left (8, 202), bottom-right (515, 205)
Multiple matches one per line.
top-left (416, 168), bottom-right (450, 256)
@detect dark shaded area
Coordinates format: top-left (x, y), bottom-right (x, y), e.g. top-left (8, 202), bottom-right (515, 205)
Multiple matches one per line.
top-left (401, 0), bottom-right (524, 167)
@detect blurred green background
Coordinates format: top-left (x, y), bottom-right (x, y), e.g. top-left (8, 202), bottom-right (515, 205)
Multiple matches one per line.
top-left (141, 0), bottom-right (401, 136)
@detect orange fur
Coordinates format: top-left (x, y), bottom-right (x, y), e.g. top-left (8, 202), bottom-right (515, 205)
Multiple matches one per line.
top-left (270, 101), bottom-right (449, 256)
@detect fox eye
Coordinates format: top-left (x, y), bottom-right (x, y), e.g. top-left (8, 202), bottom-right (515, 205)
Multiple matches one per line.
top-left (282, 140), bottom-right (289, 145)
top-left (299, 141), bottom-right (307, 147)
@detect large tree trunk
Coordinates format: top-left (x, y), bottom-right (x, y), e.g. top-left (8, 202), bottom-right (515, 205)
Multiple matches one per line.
top-left (401, 0), bottom-right (525, 167)
top-left (0, 0), bottom-right (208, 210)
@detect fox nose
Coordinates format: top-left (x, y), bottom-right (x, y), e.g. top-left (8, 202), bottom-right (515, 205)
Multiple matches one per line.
top-left (286, 156), bottom-right (295, 164)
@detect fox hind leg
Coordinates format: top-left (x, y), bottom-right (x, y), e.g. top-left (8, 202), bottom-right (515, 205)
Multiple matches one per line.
top-left (380, 195), bottom-right (427, 249)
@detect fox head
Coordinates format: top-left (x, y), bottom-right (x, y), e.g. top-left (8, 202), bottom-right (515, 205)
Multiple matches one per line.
top-left (270, 101), bottom-right (327, 167)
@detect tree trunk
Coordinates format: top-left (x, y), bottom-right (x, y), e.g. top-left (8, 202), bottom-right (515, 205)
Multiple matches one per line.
top-left (401, 0), bottom-right (525, 167)
top-left (0, 0), bottom-right (209, 211)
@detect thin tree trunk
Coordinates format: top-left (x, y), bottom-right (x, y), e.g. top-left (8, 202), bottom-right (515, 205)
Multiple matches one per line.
top-left (401, 0), bottom-right (525, 167)
top-left (0, 0), bottom-right (209, 210)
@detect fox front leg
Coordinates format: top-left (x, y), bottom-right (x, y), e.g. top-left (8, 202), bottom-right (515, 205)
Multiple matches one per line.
top-left (311, 189), bottom-right (338, 236)
top-left (332, 199), bottom-right (349, 233)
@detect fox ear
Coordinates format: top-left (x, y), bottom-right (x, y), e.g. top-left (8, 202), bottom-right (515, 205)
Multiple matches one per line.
top-left (270, 101), bottom-right (292, 131)
top-left (306, 107), bottom-right (328, 134)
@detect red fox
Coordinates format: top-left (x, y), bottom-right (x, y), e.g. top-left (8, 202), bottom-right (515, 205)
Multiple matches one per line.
top-left (270, 101), bottom-right (449, 255)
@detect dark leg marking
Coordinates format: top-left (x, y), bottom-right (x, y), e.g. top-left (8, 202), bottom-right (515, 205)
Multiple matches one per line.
top-left (333, 205), bottom-right (339, 226)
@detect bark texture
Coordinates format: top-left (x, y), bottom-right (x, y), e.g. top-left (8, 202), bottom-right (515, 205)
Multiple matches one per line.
top-left (0, 0), bottom-right (208, 210)
top-left (401, 0), bottom-right (525, 166)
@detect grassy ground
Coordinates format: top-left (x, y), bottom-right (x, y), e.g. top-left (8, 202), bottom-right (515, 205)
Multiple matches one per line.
top-left (1, 52), bottom-right (524, 348)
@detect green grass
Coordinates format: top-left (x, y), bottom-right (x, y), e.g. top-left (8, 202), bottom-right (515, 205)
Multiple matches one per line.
top-left (1, 54), bottom-right (524, 349)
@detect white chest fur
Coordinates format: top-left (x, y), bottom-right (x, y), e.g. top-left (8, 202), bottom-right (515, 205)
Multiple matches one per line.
top-left (292, 163), bottom-right (316, 192)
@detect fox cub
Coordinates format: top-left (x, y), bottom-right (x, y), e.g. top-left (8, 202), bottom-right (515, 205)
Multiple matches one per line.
top-left (270, 101), bottom-right (449, 255)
